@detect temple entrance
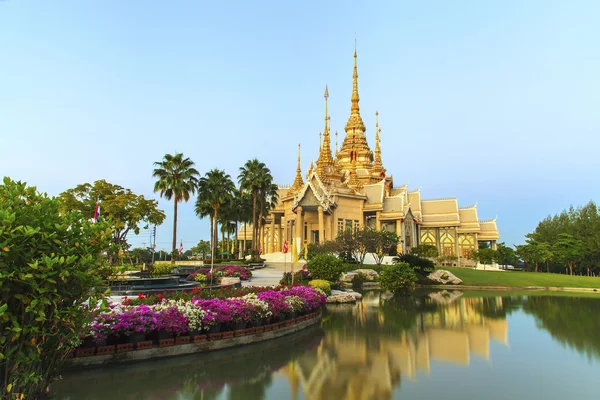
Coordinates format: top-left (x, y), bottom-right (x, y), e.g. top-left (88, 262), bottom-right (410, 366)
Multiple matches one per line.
top-left (311, 230), bottom-right (320, 244)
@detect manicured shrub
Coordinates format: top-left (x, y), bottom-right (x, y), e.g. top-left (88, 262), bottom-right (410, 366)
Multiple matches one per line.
top-left (204, 258), bottom-right (222, 264)
top-left (394, 254), bottom-right (435, 276)
top-left (193, 273), bottom-right (208, 283)
top-left (0, 177), bottom-right (111, 398)
top-left (308, 279), bottom-right (332, 296)
top-left (307, 253), bottom-right (344, 282)
top-left (379, 262), bottom-right (418, 296)
top-left (150, 262), bottom-right (175, 277)
top-left (280, 266), bottom-right (311, 285)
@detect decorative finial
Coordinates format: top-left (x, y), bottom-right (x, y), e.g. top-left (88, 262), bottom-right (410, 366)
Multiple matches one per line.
top-left (324, 84), bottom-right (329, 99)
top-left (289, 143), bottom-right (304, 194)
top-left (319, 132), bottom-right (322, 149)
top-left (335, 131), bottom-right (339, 153)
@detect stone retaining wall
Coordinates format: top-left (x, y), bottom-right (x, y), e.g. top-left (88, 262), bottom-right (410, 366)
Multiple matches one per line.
top-left (63, 310), bottom-right (322, 369)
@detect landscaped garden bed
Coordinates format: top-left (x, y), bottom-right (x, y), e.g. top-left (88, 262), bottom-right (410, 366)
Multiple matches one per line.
top-left (187, 265), bottom-right (253, 284)
top-left (70, 286), bottom-right (325, 358)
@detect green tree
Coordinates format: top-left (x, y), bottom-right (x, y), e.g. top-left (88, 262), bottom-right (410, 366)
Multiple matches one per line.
top-left (553, 233), bottom-right (584, 275)
top-left (191, 240), bottom-right (211, 259)
top-left (335, 228), bottom-right (357, 262)
top-left (0, 177), bottom-right (111, 398)
top-left (58, 179), bottom-right (165, 264)
top-left (411, 244), bottom-right (439, 258)
top-left (195, 169), bottom-right (236, 263)
top-left (379, 262), bottom-right (418, 296)
top-left (152, 153), bottom-right (200, 263)
top-left (468, 248), bottom-right (497, 265)
top-left (238, 159), bottom-right (275, 255)
top-left (372, 230), bottom-right (400, 267)
top-left (495, 242), bottom-right (518, 266)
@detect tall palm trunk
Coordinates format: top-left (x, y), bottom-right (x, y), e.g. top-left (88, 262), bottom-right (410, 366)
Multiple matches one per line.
top-left (235, 220), bottom-right (239, 259)
top-left (209, 216), bottom-right (214, 261)
top-left (243, 223), bottom-right (247, 259)
top-left (172, 198), bottom-right (178, 264)
top-left (213, 207), bottom-right (219, 262)
top-left (252, 190), bottom-right (258, 254)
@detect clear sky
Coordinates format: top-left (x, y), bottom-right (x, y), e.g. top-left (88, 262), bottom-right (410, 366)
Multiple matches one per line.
top-left (1, 0), bottom-right (599, 251)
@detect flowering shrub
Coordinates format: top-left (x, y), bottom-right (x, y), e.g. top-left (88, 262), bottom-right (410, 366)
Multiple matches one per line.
top-left (242, 293), bottom-right (272, 321)
top-left (86, 286), bottom-right (324, 338)
top-left (153, 304), bottom-right (188, 335)
top-left (187, 266), bottom-right (253, 283)
top-left (285, 295), bottom-right (305, 313)
top-left (170, 299), bottom-right (207, 332)
top-left (280, 266), bottom-right (311, 285)
top-left (257, 291), bottom-right (291, 318)
top-left (112, 304), bottom-right (157, 335)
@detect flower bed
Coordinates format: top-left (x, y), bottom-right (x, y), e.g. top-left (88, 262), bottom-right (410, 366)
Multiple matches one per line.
top-left (77, 286), bottom-right (325, 354)
top-left (188, 265), bottom-right (253, 282)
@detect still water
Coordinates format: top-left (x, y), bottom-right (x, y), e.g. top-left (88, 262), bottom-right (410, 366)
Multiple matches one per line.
top-left (52, 290), bottom-right (600, 399)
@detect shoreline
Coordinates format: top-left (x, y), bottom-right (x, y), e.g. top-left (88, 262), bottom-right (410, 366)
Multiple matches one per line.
top-left (418, 284), bottom-right (600, 293)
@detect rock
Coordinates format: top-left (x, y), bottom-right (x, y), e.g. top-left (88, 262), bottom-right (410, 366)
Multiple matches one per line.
top-left (351, 269), bottom-right (379, 281)
top-left (326, 292), bottom-right (357, 304)
top-left (340, 272), bottom-right (358, 283)
top-left (220, 277), bottom-right (241, 286)
top-left (330, 289), bottom-right (362, 301)
top-left (427, 270), bottom-right (463, 285)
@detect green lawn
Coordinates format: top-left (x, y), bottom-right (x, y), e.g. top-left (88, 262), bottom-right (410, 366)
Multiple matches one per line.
top-left (440, 267), bottom-right (600, 289)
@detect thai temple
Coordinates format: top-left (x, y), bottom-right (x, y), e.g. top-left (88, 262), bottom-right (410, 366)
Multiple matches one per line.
top-left (245, 50), bottom-right (500, 258)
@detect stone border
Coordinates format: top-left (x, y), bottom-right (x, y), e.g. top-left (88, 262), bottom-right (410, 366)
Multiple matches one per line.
top-left (419, 284), bottom-right (600, 293)
top-left (63, 310), bottom-right (322, 368)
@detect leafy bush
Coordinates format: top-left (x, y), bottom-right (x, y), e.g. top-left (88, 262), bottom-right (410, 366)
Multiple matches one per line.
top-left (307, 241), bottom-right (340, 260)
top-left (0, 177), bottom-right (111, 398)
top-left (280, 267), bottom-right (311, 285)
top-left (150, 262), bottom-right (175, 277)
top-left (379, 262), bottom-right (418, 296)
top-left (194, 273), bottom-right (208, 283)
top-left (394, 254), bottom-right (435, 276)
top-left (204, 258), bottom-right (222, 264)
top-left (351, 272), bottom-right (367, 289)
top-left (307, 254), bottom-right (344, 282)
top-left (308, 279), bottom-right (332, 296)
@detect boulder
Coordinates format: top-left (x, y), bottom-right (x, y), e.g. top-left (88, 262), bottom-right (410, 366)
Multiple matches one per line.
top-left (427, 270), bottom-right (463, 285)
top-left (340, 272), bottom-right (358, 283)
top-left (220, 277), bottom-right (241, 286)
top-left (352, 269), bottom-right (379, 281)
top-left (326, 292), bottom-right (356, 304)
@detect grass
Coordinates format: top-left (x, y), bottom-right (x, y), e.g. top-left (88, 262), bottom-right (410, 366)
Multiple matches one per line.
top-left (440, 267), bottom-right (600, 289)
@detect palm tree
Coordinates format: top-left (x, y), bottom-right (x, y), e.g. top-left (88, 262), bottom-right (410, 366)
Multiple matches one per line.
top-left (152, 153), bottom-right (200, 263)
top-left (238, 159), bottom-right (274, 255)
top-left (195, 169), bottom-right (236, 262)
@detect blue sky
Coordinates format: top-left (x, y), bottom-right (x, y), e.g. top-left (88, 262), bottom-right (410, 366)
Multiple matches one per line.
top-left (1, 0), bottom-right (599, 250)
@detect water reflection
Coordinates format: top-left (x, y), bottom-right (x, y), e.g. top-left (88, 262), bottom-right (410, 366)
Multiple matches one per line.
top-left (292, 291), bottom-right (510, 399)
top-left (52, 291), bottom-right (600, 400)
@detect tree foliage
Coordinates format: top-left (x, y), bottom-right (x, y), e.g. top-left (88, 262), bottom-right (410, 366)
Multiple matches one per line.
top-left (58, 179), bottom-right (165, 264)
top-left (411, 244), bottom-right (439, 258)
top-left (153, 153), bottom-right (200, 262)
top-left (0, 177), bottom-right (112, 398)
top-left (521, 201), bottom-right (600, 274)
top-left (379, 262), bottom-right (418, 296)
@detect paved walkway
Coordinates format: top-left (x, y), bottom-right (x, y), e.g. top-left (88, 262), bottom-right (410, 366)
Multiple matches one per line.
top-left (243, 262), bottom-right (306, 287)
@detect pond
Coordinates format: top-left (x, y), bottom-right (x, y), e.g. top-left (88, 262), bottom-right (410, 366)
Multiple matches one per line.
top-left (51, 290), bottom-right (600, 399)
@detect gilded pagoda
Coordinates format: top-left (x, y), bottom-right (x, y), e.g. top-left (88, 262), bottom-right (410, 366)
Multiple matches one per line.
top-left (244, 50), bottom-right (500, 258)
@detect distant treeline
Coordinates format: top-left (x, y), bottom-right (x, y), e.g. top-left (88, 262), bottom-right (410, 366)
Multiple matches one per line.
top-left (517, 201), bottom-right (600, 274)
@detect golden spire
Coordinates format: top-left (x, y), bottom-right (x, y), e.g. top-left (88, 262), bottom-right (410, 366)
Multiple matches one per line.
top-left (316, 85), bottom-right (334, 180)
top-left (372, 111), bottom-right (385, 176)
top-left (289, 143), bottom-right (304, 194)
top-left (335, 131), bottom-right (339, 153)
top-left (339, 47), bottom-right (370, 174)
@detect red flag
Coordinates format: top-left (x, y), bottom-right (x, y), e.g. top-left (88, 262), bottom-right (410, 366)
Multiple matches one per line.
top-left (283, 240), bottom-right (288, 254)
top-left (178, 240), bottom-right (183, 254)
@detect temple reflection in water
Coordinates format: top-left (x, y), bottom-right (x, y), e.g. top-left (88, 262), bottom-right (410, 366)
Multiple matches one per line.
top-left (281, 291), bottom-right (509, 400)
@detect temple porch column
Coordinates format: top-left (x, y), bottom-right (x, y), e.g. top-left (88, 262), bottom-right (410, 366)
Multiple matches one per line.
top-left (269, 218), bottom-right (275, 253)
top-left (318, 206), bottom-right (325, 244)
top-left (376, 211), bottom-right (381, 231)
top-left (295, 206), bottom-right (303, 252)
top-left (397, 219), bottom-right (404, 254)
